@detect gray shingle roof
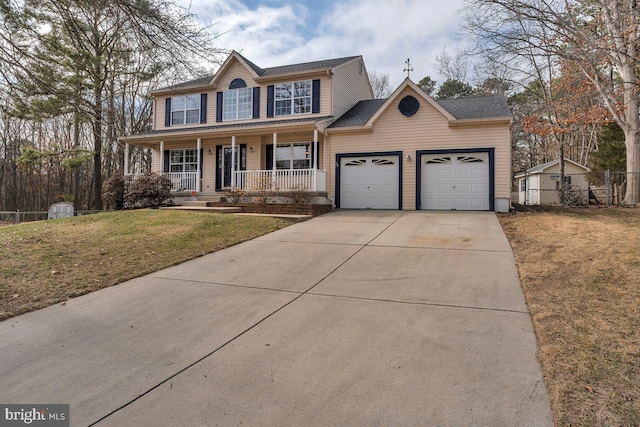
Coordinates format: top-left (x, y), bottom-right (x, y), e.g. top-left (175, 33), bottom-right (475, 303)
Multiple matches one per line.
top-left (437, 94), bottom-right (511, 120)
top-left (329, 99), bottom-right (387, 128)
top-left (259, 56), bottom-right (359, 76)
top-left (157, 54), bottom-right (359, 91)
top-left (133, 116), bottom-right (334, 137)
top-left (157, 75), bottom-right (213, 91)
top-left (329, 93), bottom-right (511, 128)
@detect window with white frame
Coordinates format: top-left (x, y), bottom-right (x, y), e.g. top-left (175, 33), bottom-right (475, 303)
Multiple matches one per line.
top-left (275, 80), bottom-right (312, 116)
top-left (223, 88), bottom-right (252, 121)
top-left (171, 95), bottom-right (200, 125)
top-left (276, 142), bottom-right (310, 169)
top-left (169, 149), bottom-right (198, 173)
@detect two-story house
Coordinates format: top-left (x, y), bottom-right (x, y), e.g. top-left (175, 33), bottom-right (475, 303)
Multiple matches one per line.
top-left (122, 51), bottom-right (512, 212)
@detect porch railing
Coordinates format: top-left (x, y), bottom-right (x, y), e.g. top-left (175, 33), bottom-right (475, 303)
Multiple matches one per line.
top-left (235, 169), bottom-right (326, 192)
top-left (165, 172), bottom-right (198, 192)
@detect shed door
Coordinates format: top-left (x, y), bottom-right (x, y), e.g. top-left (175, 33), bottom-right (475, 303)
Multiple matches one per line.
top-left (421, 153), bottom-right (489, 210)
top-left (340, 156), bottom-right (400, 209)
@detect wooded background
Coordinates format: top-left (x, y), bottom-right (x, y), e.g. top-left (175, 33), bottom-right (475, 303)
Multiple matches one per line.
top-left (0, 0), bottom-right (637, 211)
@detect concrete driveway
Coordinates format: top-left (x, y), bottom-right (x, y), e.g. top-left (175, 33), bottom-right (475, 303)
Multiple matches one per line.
top-left (0, 210), bottom-right (553, 426)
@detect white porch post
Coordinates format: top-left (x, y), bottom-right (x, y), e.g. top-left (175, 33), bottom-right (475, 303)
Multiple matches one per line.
top-left (231, 136), bottom-right (236, 190)
top-left (272, 133), bottom-right (277, 190)
top-left (159, 141), bottom-right (164, 173)
top-left (313, 129), bottom-right (318, 191)
top-left (196, 138), bottom-right (201, 192)
top-left (124, 143), bottom-right (130, 176)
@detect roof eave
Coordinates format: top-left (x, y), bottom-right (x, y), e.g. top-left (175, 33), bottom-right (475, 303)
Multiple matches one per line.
top-left (254, 68), bottom-right (333, 83)
top-left (448, 116), bottom-right (513, 126)
top-left (325, 125), bottom-right (374, 134)
top-left (121, 118), bottom-right (331, 143)
top-left (150, 83), bottom-right (216, 96)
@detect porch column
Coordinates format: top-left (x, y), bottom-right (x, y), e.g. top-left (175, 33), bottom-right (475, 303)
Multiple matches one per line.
top-left (313, 130), bottom-right (318, 170)
top-left (231, 136), bottom-right (236, 189)
top-left (196, 138), bottom-right (201, 193)
top-left (159, 141), bottom-right (164, 173)
top-left (124, 143), bottom-right (130, 176)
top-left (272, 133), bottom-right (277, 190)
top-left (313, 130), bottom-right (318, 191)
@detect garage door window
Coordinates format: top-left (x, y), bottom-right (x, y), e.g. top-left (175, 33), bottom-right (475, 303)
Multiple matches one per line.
top-left (425, 157), bottom-right (451, 164)
top-left (276, 142), bottom-right (310, 169)
top-left (458, 156), bottom-right (484, 163)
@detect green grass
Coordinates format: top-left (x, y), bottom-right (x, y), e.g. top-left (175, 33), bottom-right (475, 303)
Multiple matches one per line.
top-left (0, 210), bottom-right (292, 320)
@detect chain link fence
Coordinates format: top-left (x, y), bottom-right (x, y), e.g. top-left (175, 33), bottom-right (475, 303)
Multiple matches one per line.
top-left (603, 171), bottom-right (640, 206)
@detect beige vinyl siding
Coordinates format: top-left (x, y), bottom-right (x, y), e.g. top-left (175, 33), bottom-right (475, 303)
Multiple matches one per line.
top-left (155, 90), bottom-right (217, 131)
top-left (215, 59), bottom-right (259, 89)
top-left (327, 86), bottom-right (511, 210)
top-left (332, 58), bottom-right (374, 119)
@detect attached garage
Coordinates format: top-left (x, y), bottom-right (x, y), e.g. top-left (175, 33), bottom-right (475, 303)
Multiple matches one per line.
top-left (337, 152), bottom-right (401, 209)
top-left (418, 150), bottom-right (493, 211)
top-left (326, 79), bottom-right (512, 212)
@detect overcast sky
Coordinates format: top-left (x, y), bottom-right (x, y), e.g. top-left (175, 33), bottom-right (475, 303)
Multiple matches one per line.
top-left (178, 0), bottom-right (467, 89)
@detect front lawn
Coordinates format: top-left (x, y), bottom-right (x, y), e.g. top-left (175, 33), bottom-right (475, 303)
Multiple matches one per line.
top-left (0, 210), bottom-right (291, 320)
top-left (499, 208), bottom-right (640, 426)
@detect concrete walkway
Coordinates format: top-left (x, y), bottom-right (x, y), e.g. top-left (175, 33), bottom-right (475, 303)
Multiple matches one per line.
top-left (0, 211), bottom-right (553, 426)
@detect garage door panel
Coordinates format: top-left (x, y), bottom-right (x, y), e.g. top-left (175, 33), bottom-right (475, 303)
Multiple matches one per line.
top-left (421, 152), bottom-right (489, 211)
top-left (340, 155), bottom-right (399, 209)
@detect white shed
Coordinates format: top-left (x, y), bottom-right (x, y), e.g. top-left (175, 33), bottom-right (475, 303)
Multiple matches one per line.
top-left (515, 159), bottom-right (590, 205)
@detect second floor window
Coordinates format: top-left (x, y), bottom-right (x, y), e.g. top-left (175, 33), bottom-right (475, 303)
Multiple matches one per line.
top-left (223, 88), bottom-right (252, 121)
top-left (275, 80), bottom-right (311, 116)
top-left (171, 95), bottom-right (200, 125)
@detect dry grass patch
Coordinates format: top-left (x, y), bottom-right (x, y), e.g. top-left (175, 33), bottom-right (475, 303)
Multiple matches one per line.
top-left (498, 208), bottom-right (640, 426)
top-left (0, 210), bottom-right (292, 320)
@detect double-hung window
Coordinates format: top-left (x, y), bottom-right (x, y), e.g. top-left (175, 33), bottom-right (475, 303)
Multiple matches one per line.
top-left (275, 80), bottom-right (312, 116)
top-left (276, 142), bottom-right (310, 169)
top-left (171, 95), bottom-right (200, 125)
top-left (169, 149), bottom-right (198, 173)
top-left (223, 88), bottom-right (252, 121)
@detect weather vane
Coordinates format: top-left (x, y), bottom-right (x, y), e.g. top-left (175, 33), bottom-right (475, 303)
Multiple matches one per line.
top-left (403, 58), bottom-right (413, 78)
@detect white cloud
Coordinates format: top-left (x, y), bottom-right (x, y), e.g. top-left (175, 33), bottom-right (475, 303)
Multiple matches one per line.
top-left (181, 0), bottom-right (466, 89)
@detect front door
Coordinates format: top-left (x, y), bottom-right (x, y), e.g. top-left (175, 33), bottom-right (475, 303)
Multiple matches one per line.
top-left (222, 146), bottom-right (234, 188)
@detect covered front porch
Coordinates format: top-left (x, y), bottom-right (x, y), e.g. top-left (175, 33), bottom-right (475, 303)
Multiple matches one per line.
top-left (122, 121), bottom-right (329, 197)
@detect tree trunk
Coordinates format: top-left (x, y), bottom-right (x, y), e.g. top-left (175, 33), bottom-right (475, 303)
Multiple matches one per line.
top-left (621, 63), bottom-right (640, 206)
top-left (93, 86), bottom-right (104, 210)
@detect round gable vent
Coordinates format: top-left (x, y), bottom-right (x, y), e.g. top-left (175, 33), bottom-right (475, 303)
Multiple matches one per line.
top-left (398, 95), bottom-right (419, 117)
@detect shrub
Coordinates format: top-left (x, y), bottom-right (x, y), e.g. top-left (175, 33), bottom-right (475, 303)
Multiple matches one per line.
top-left (123, 172), bottom-right (173, 209)
top-left (103, 174), bottom-right (125, 210)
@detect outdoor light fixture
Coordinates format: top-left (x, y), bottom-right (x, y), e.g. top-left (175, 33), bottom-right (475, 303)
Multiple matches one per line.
top-left (207, 148), bottom-right (213, 154)
top-left (249, 146), bottom-right (254, 152)
top-left (406, 154), bottom-right (412, 162)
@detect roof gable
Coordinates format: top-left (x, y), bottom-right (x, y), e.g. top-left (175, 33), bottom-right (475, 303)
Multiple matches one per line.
top-left (364, 78), bottom-right (456, 126)
top-left (515, 159), bottom-right (590, 177)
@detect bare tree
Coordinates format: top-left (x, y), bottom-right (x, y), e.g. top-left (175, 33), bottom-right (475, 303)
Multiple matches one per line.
top-left (0, 0), bottom-right (226, 209)
top-left (368, 70), bottom-right (393, 99)
top-left (434, 47), bottom-right (470, 83)
top-left (464, 0), bottom-right (640, 205)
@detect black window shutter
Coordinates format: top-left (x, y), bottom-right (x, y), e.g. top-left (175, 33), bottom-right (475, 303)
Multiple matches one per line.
top-left (200, 94), bottom-right (207, 124)
top-left (240, 144), bottom-right (247, 170)
top-left (216, 92), bottom-right (223, 122)
top-left (312, 80), bottom-right (320, 113)
top-left (266, 144), bottom-right (273, 170)
top-left (200, 148), bottom-right (204, 179)
top-left (165, 98), bottom-right (171, 127)
top-left (215, 145), bottom-right (223, 191)
top-left (252, 87), bottom-right (260, 119)
top-left (163, 150), bottom-right (169, 173)
top-left (266, 85), bottom-right (274, 118)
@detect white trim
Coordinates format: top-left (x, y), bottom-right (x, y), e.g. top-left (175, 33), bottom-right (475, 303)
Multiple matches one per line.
top-left (159, 141), bottom-right (164, 171)
top-left (222, 87), bottom-right (253, 121)
top-left (231, 136), bottom-right (236, 189)
top-left (196, 138), bottom-right (201, 193)
top-left (274, 80), bottom-right (312, 116)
